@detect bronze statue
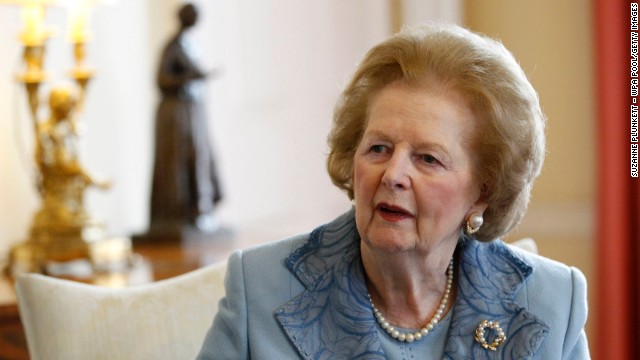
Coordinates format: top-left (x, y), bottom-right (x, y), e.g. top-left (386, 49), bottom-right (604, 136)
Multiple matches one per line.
top-left (148, 3), bottom-right (223, 238)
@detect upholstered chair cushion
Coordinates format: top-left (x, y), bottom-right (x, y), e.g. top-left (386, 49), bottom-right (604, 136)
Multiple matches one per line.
top-left (15, 260), bottom-right (227, 360)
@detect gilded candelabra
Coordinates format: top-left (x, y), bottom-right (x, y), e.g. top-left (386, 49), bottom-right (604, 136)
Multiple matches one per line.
top-left (6, 2), bottom-right (125, 276)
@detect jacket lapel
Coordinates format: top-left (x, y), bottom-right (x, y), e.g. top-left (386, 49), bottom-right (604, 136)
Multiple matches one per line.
top-left (444, 239), bottom-right (549, 359)
top-left (274, 210), bottom-right (385, 359)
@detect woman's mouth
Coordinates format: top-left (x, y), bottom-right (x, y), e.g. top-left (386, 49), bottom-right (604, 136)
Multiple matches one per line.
top-left (376, 203), bottom-right (413, 222)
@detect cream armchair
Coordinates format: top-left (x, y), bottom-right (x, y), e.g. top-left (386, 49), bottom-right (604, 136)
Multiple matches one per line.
top-left (15, 238), bottom-right (536, 359)
top-left (15, 260), bottom-right (227, 360)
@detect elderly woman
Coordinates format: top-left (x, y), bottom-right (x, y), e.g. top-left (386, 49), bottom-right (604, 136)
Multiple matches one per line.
top-left (198, 24), bottom-right (589, 359)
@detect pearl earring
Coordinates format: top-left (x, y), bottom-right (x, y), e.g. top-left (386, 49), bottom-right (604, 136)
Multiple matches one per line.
top-left (466, 212), bottom-right (484, 234)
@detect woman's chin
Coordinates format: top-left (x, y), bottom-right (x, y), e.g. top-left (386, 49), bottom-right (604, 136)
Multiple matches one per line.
top-left (362, 233), bottom-right (416, 254)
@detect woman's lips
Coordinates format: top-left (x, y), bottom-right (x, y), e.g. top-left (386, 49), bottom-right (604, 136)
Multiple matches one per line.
top-left (376, 203), bottom-right (413, 222)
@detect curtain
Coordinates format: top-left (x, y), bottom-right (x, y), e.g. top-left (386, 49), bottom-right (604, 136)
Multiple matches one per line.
top-left (594, 0), bottom-right (640, 359)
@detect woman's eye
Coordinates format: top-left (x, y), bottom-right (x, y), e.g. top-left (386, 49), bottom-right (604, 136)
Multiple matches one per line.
top-left (370, 145), bottom-right (386, 153)
top-left (421, 154), bottom-right (438, 164)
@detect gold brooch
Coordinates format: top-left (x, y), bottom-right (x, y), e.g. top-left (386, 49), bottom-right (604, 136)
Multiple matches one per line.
top-left (474, 320), bottom-right (506, 351)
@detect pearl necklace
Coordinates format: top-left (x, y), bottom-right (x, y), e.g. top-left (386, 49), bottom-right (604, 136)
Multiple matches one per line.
top-left (367, 258), bottom-right (454, 343)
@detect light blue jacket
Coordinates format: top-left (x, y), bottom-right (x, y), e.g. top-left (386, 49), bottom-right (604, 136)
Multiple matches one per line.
top-left (198, 210), bottom-right (590, 359)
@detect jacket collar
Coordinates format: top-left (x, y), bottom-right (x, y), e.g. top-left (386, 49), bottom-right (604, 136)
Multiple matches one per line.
top-left (275, 210), bottom-right (549, 359)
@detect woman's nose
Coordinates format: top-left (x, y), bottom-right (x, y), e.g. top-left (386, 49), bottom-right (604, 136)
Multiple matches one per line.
top-left (381, 152), bottom-right (411, 190)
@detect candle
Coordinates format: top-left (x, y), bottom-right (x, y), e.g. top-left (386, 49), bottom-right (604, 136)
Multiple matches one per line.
top-left (68, 0), bottom-right (91, 43)
top-left (20, 3), bottom-right (45, 45)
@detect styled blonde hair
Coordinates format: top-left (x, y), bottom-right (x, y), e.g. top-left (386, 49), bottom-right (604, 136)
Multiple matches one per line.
top-left (327, 23), bottom-right (546, 241)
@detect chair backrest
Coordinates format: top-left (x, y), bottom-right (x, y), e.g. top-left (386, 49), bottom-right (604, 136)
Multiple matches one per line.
top-left (508, 237), bottom-right (539, 254)
top-left (15, 260), bottom-right (227, 360)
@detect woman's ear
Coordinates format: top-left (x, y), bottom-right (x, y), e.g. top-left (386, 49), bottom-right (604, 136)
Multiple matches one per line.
top-left (480, 182), bottom-right (490, 198)
top-left (468, 181), bottom-right (489, 217)
top-left (469, 201), bottom-right (488, 217)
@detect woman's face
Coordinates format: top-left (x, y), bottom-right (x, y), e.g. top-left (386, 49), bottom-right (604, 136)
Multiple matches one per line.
top-left (353, 81), bottom-right (486, 255)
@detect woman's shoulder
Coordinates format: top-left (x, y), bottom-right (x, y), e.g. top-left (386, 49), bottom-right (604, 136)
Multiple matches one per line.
top-left (503, 239), bottom-right (587, 287)
top-left (463, 238), bottom-right (585, 282)
top-left (229, 232), bottom-right (311, 270)
top-left (221, 233), bottom-right (312, 310)
top-left (500, 240), bottom-right (589, 355)
top-left (499, 239), bottom-right (588, 328)
top-left (463, 238), bottom-right (587, 315)
top-left (232, 210), bottom-right (359, 278)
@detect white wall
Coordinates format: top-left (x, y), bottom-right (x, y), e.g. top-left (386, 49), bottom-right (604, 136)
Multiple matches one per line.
top-left (0, 0), bottom-right (462, 263)
top-left (192, 0), bottom-right (390, 232)
top-left (0, 0), bottom-right (409, 262)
